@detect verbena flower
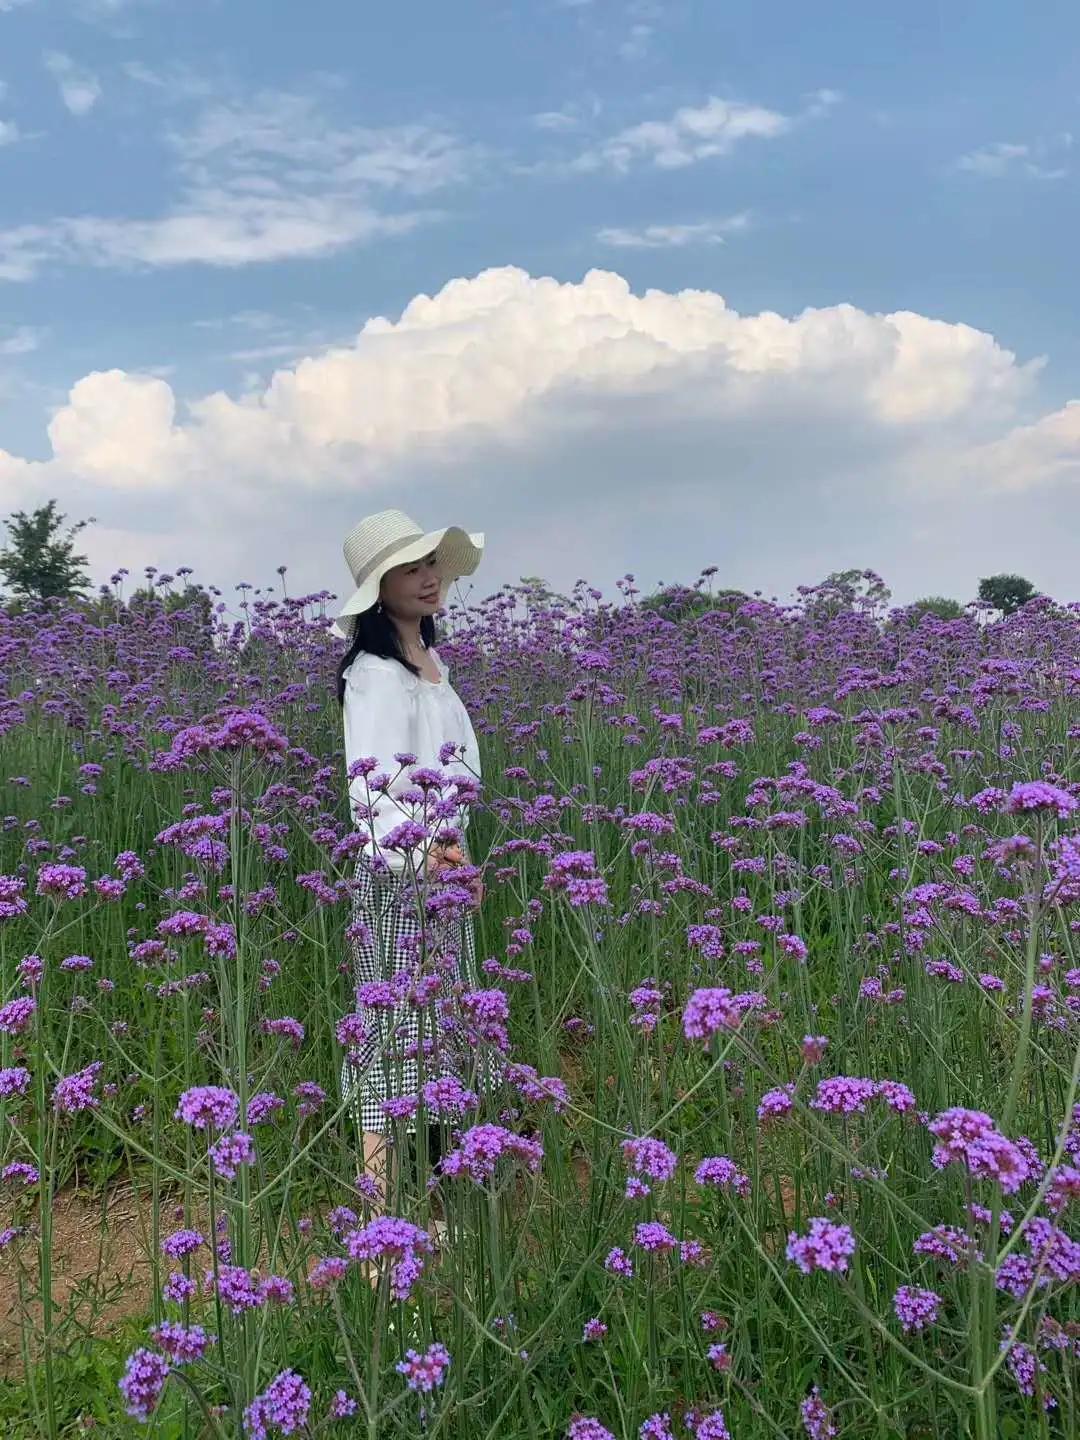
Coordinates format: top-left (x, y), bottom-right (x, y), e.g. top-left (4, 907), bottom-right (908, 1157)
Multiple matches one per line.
top-left (786, 1218), bottom-right (856, 1275)
top-left (800, 1387), bottom-right (837, 1439)
top-left (566, 1419), bottom-right (617, 1440)
top-left (175, 1085), bottom-right (240, 1131)
top-left (53, 1061), bottom-right (104, 1113)
top-left (243, 1368), bottom-right (311, 1438)
top-left (396, 1342), bottom-right (451, 1392)
top-left (893, 1285), bottom-right (942, 1333)
top-left (118, 1348), bottom-right (170, 1422)
top-left (148, 1322), bottom-right (215, 1364)
top-left (1004, 781), bottom-right (1077, 819)
top-left (927, 1108), bottom-right (1029, 1193)
top-left (694, 1156), bottom-right (751, 1197)
top-left (0, 996), bottom-right (36, 1036)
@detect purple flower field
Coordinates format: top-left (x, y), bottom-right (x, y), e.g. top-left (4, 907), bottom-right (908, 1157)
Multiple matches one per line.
top-left (1, 569), bottom-right (1079, 1438)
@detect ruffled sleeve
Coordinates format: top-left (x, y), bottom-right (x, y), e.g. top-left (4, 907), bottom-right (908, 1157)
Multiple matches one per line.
top-left (342, 658), bottom-right (426, 876)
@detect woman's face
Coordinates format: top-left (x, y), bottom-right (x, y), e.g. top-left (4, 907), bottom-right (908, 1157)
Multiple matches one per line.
top-left (379, 550), bottom-right (441, 617)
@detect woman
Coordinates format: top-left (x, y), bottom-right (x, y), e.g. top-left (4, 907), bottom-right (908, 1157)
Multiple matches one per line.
top-left (332, 509), bottom-right (494, 1222)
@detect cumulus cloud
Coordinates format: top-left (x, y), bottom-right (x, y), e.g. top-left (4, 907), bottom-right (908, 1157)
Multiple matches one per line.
top-left (44, 51), bottom-right (102, 115)
top-left (1, 266), bottom-right (1076, 605)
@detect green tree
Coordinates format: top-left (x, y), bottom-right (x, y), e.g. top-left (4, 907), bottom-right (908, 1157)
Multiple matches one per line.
top-left (802, 569), bottom-right (892, 623)
top-left (0, 500), bottom-right (96, 606)
top-left (639, 583), bottom-right (748, 625)
top-left (908, 595), bottom-right (966, 620)
top-left (977, 573), bottom-right (1037, 616)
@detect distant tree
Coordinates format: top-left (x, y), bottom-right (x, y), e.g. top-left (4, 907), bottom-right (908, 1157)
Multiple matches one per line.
top-left (978, 573), bottom-right (1037, 616)
top-left (802, 569), bottom-right (892, 623)
top-left (639, 583), bottom-right (749, 625)
top-left (0, 500), bottom-right (95, 606)
top-left (518, 575), bottom-right (573, 609)
top-left (908, 595), bottom-right (966, 621)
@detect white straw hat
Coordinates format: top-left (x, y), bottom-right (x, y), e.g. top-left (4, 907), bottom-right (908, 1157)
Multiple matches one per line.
top-left (329, 509), bottom-right (484, 641)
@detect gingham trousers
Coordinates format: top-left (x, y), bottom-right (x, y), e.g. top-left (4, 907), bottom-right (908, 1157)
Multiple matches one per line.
top-left (340, 852), bottom-right (496, 1135)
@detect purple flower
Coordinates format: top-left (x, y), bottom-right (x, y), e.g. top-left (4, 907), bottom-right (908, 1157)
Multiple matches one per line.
top-left (258, 1275), bottom-right (294, 1305)
top-left (622, 1135), bottom-right (679, 1185)
top-left (175, 1085), bottom-right (240, 1131)
top-left (633, 1221), bottom-right (679, 1253)
top-left (53, 1061), bottom-right (104, 1113)
top-left (118, 1348), bottom-right (170, 1422)
top-left (343, 1216), bottom-right (433, 1301)
top-left (439, 1123), bottom-right (543, 1184)
top-left (694, 1156), bottom-right (751, 1197)
top-left (35, 863), bottom-right (88, 900)
top-left (1002, 1337), bottom-right (1047, 1398)
top-left (247, 1091), bottom-right (285, 1125)
top-left (695, 1411), bottom-right (731, 1440)
top-left (800, 1387), bottom-right (837, 1439)
top-left (786, 1218), bottom-right (856, 1275)
top-left (216, 1264), bottom-right (265, 1315)
top-left (811, 1077), bottom-right (878, 1115)
top-left (0, 996), bottom-right (36, 1036)
top-left (682, 987), bottom-right (743, 1040)
top-left (927, 1108), bottom-right (1029, 1194)
top-left (567, 1420), bottom-right (617, 1440)
top-left (309, 1256), bottom-right (349, 1289)
top-left (2, 1162), bottom-right (39, 1186)
top-left (604, 1246), bottom-right (634, 1279)
top-left (640, 1416), bottom-right (674, 1440)
top-left (60, 954), bottom-right (94, 973)
top-left (262, 1016), bottom-right (305, 1048)
top-left (758, 1084), bottom-right (795, 1121)
top-left (0, 874), bottom-right (29, 922)
top-left (0, 1067), bottom-right (31, 1099)
top-left (582, 1318), bottom-right (608, 1342)
top-left (209, 1131), bottom-right (257, 1180)
top-left (396, 1341), bottom-right (451, 1392)
top-left (148, 1322), bottom-right (215, 1364)
top-left (329, 1389), bottom-right (357, 1418)
top-left (244, 1368), bottom-right (312, 1438)
top-left (1005, 782), bottom-right (1078, 819)
top-left (161, 1228), bottom-right (205, 1260)
top-left (893, 1285), bottom-right (941, 1333)
top-left (163, 1272), bottom-right (197, 1303)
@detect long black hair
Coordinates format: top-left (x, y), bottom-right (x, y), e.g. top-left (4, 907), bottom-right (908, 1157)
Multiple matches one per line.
top-left (335, 605), bottom-right (437, 706)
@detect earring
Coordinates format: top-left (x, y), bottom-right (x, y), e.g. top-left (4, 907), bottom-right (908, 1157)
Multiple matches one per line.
top-left (376, 600), bottom-right (383, 615)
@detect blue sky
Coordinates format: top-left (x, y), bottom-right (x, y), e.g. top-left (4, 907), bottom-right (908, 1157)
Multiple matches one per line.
top-left (1, 0), bottom-right (1078, 612)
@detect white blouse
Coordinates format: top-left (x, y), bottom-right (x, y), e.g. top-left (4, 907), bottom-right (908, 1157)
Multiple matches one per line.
top-left (342, 646), bottom-right (482, 874)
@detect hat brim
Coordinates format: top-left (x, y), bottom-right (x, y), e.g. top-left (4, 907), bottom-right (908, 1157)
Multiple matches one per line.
top-left (330, 526), bottom-right (484, 640)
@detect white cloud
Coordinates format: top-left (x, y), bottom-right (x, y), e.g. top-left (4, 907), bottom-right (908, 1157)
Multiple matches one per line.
top-left (962, 401), bottom-right (1080, 490)
top-left (0, 325), bottom-right (45, 354)
top-left (0, 119), bottom-right (21, 146)
top-left (597, 214), bottom-right (751, 248)
top-left (0, 0), bottom-right (35, 11)
top-left (532, 110), bottom-right (580, 132)
top-left (44, 51), bottom-right (102, 115)
top-left (574, 95), bottom-right (792, 173)
top-left (955, 134), bottom-right (1072, 180)
top-left (1, 266), bottom-right (1075, 605)
top-left (0, 90), bottom-right (481, 278)
top-left (618, 23), bottom-right (653, 62)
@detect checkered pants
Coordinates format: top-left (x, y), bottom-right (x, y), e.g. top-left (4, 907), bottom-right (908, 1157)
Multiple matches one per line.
top-left (340, 852), bottom-right (497, 1135)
